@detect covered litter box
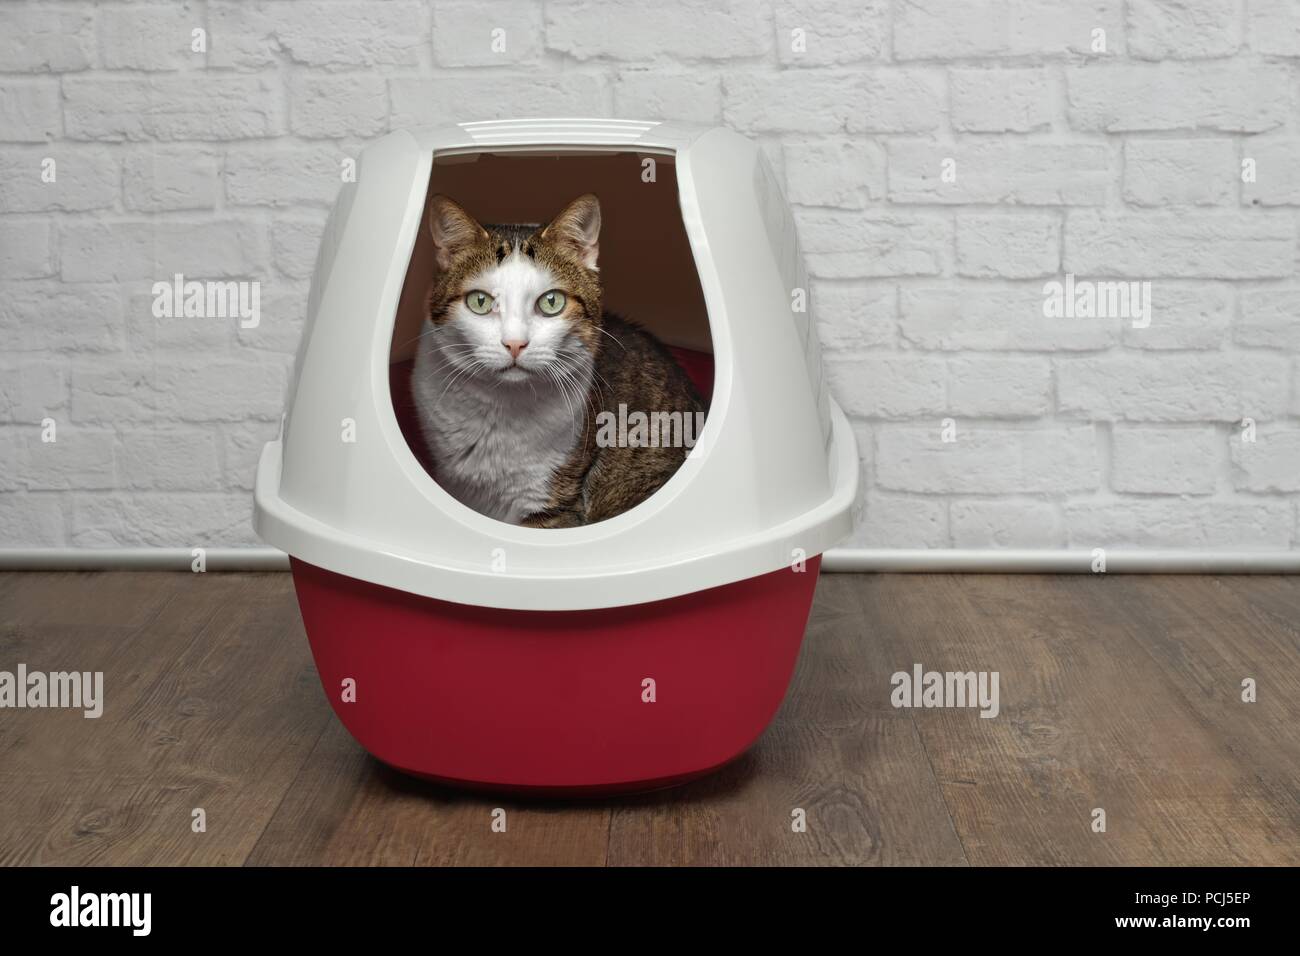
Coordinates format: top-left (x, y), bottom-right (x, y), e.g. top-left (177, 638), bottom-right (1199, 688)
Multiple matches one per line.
top-left (254, 119), bottom-right (858, 794)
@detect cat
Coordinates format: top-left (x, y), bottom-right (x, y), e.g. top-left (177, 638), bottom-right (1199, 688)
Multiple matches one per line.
top-left (411, 193), bottom-right (706, 528)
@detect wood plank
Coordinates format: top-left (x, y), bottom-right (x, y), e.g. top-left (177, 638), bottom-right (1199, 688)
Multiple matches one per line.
top-left (0, 572), bottom-right (328, 865)
top-left (867, 574), bottom-right (1298, 866)
top-left (2, 571), bottom-right (1296, 867)
top-left (246, 718), bottom-right (611, 867)
top-left (606, 575), bottom-right (968, 866)
top-left (1110, 576), bottom-right (1300, 814)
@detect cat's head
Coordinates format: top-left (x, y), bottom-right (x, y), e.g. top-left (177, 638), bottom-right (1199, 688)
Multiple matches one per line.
top-left (423, 194), bottom-right (604, 385)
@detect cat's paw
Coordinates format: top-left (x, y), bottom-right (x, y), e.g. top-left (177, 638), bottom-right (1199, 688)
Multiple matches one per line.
top-left (519, 510), bottom-right (584, 529)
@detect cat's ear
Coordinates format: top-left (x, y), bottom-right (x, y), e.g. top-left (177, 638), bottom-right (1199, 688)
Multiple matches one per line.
top-left (429, 195), bottom-right (487, 270)
top-left (542, 194), bottom-right (601, 270)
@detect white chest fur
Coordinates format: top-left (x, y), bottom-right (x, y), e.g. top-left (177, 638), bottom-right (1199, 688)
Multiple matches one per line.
top-left (411, 341), bottom-right (589, 524)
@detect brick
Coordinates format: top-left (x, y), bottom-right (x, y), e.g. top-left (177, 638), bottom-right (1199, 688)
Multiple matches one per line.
top-left (825, 356), bottom-right (946, 417)
top-left (64, 76), bottom-right (283, 141)
top-left (0, 7), bottom-right (94, 72)
top-left (859, 70), bottom-right (946, 133)
top-left (784, 138), bottom-right (884, 209)
top-left (947, 356), bottom-right (1052, 417)
top-left (1237, 288), bottom-right (1300, 350)
top-left (221, 421), bottom-right (281, 491)
top-left (208, 1), bottom-right (428, 70)
top-left (900, 284), bottom-right (1122, 351)
top-left (1248, 0), bottom-right (1300, 56)
top-left (115, 427), bottom-right (223, 491)
top-left (70, 492), bottom-right (260, 547)
top-left (389, 75), bottom-right (605, 127)
top-left (1231, 430), bottom-right (1300, 492)
top-left (123, 146), bottom-right (219, 212)
top-left (1241, 138), bottom-right (1300, 206)
top-left (156, 357), bottom-right (289, 424)
top-left (546, 0), bottom-right (770, 61)
top-left (125, 285), bottom-right (233, 352)
top-left (60, 220), bottom-right (270, 282)
top-left (1068, 64), bottom-right (1291, 132)
top-left (724, 72), bottom-right (860, 134)
top-left (0, 147), bottom-right (118, 213)
top-left (888, 142), bottom-right (1109, 205)
top-left (1065, 500), bottom-right (1293, 548)
top-left (98, 3), bottom-right (202, 71)
top-left (272, 214), bottom-right (327, 280)
top-left (1065, 212), bottom-right (1295, 278)
top-left (288, 74), bottom-right (389, 139)
top-left (0, 429), bottom-right (22, 491)
top-left (775, 0), bottom-right (888, 66)
top-left (70, 364), bottom-right (153, 423)
top-left (0, 363), bottom-right (67, 424)
top-left (951, 499), bottom-right (1064, 548)
top-left (24, 427), bottom-right (116, 491)
top-left (0, 80), bottom-right (60, 142)
top-left (0, 283), bottom-right (126, 352)
top-left (1111, 425), bottom-right (1220, 493)
top-left (1127, 0), bottom-right (1240, 59)
top-left (236, 284), bottom-right (307, 353)
top-left (811, 281), bottom-right (895, 351)
top-left (853, 492), bottom-right (948, 548)
top-left (0, 492), bottom-right (67, 546)
top-left (794, 209), bottom-right (950, 278)
top-left (957, 213), bottom-right (1060, 278)
top-left (613, 73), bottom-right (722, 125)
top-left (225, 146), bottom-right (343, 207)
top-left (433, 0), bottom-right (543, 66)
top-left (1123, 139), bottom-right (1235, 206)
top-left (71, 357), bottom-right (288, 424)
top-left (0, 220), bottom-right (54, 278)
top-left (894, 0), bottom-right (1123, 59)
top-left (950, 68), bottom-right (1053, 133)
top-left (875, 425), bottom-right (1101, 494)
top-left (1121, 282), bottom-right (1231, 350)
top-left (1056, 355), bottom-right (1291, 421)
top-left (724, 70), bottom-right (945, 134)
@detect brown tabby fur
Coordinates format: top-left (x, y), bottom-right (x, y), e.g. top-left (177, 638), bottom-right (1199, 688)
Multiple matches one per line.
top-left (425, 194), bottom-right (705, 528)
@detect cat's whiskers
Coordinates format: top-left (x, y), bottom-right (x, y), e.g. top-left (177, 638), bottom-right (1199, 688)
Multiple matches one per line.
top-left (554, 362), bottom-right (593, 437)
top-left (593, 325), bottom-right (627, 350)
top-left (540, 365), bottom-right (577, 427)
top-left (546, 356), bottom-right (601, 444)
top-left (552, 352), bottom-right (603, 414)
top-left (420, 352), bottom-right (481, 379)
top-left (434, 357), bottom-right (492, 404)
top-left (393, 322), bottom-right (463, 353)
top-left (416, 341), bottom-right (496, 380)
top-left (556, 348), bottom-right (611, 397)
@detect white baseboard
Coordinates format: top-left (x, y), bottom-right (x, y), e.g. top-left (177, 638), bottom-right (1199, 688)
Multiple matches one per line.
top-left (0, 548), bottom-right (290, 571)
top-left (821, 548), bottom-right (1300, 573)
top-left (0, 547), bottom-right (1297, 573)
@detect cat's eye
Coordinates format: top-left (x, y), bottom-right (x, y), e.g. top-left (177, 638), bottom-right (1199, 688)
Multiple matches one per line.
top-left (464, 290), bottom-right (494, 315)
top-left (537, 290), bottom-right (567, 316)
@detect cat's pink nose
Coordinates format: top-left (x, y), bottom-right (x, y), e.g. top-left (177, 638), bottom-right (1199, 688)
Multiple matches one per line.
top-left (502, 339), bottom-right (528, 360)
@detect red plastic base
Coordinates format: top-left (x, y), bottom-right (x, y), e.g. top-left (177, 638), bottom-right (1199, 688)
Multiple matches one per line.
top-left (289, 556), bottom-right (821, 795)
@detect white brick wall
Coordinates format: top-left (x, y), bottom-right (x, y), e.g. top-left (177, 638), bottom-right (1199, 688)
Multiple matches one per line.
top-left (0, 0), bottom-right (1297, 551)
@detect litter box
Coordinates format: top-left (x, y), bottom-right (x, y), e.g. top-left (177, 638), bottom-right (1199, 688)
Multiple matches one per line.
top-left (254, 119), bottom-right (857, 794)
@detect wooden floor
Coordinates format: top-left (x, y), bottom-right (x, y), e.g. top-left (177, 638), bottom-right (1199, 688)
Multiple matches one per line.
top-left (0, 571), bottom-right (1296, 866)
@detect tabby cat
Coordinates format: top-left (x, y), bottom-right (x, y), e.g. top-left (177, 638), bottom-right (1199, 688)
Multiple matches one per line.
top-left (411, 194), bottom-right (705, 528)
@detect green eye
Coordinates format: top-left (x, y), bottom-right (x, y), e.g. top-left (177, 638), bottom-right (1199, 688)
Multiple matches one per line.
top-left (465, 290), bottom-right (494, 315)
top-left (537, 290), bottom-right (567, 316)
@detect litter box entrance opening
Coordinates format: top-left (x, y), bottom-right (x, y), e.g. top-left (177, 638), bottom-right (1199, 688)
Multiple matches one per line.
top-left (388, 149), bottom-right (715, 519)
